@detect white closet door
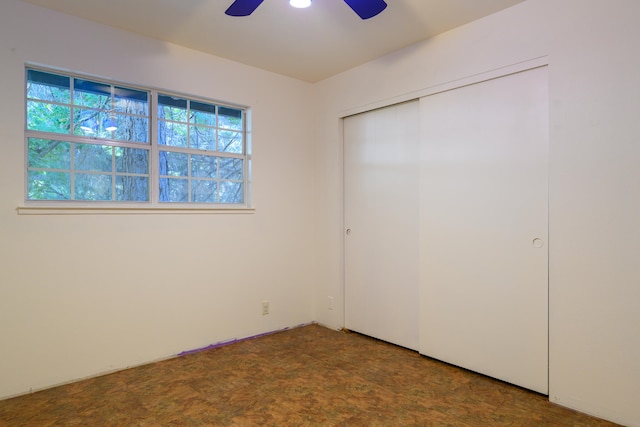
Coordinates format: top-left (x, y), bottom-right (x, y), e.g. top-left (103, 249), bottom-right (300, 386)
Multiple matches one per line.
top-left (419, 67), bottom-right (549, 393)
top-left (344, 100), bottom-right (419, 350)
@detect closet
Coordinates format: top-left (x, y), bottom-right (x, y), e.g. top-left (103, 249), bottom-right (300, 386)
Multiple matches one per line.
top-left (344, 66), bottom-right (548, 393)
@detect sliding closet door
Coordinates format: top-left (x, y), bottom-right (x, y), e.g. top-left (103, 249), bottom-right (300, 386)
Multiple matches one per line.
top-left (419, 67), bottom-right (549, 393)
top-left (344, 100), bottom-right (419, 350)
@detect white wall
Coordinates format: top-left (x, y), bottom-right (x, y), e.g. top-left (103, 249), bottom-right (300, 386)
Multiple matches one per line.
top-left (313, 0), bottom-right (640, 425)
top-left (0, 0), bottom-right (315, 398)
top-left (3, 1), bottom-right (640, 425)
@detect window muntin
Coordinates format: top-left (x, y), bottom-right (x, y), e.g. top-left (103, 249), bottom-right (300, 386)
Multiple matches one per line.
top-left (157, 94), bottom-right (243, 154)
top-left (158, 152), bottom-right (244, 203)
top-left (27, 69), bottom-right (149, 143)
top-left (25, 68), bottom-right (247, 206)
top-left (27, 138), bottom-right (150, 201)
top-left (157, 94), bottom-right (245, 204)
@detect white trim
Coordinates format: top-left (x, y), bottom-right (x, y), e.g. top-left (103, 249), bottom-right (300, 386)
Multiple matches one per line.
top-left (339, 56), bottom-right (549, 118)
top-left (16, 206), bottom-right (256, 215)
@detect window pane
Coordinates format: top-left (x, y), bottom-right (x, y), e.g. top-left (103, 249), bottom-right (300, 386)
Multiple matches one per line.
top-left (158, 122), bottom-right (187, 147)
top-left (28, 139), bottom-right (71, 169)
top-left (220, 158), bottom-right (243, 180)
top-left (159, 107), bottom-right (187, 122)
top-left (73, 108), bottom-right (101, 136)
top-left (191, 154), bottom-right (217, 178)
top-left (192, 180), bottom-right (217, 203)
top-left (73, 110), bottom-right (148, 143)
top-left (73, 109), bottom-right (110, 138)
top-left (75, 173), bottom-right (112, 200)
top-left (114, 86), bottom-right (148, 115)
top-left (190, 101), bottom-right (216, 126)
top-left (112, 114), bottom-right (149, 143)
top-left (219, 130), bottom-right (243, 153)
top-left (73, 78), bottom-right (111, 109)
top-left (159, 178), bottom-right (188, 202)
top-left (159, 151), bottom-right (188, 176)
top-left (28, 171), bottom-right (70, 200)
top-left (27, 70), bottom-right (70, 103)
top-left (190, 125), bottom-right (216, 151)
top-left (158, 95), bottom-right (188, 122)
top-left (218, 106), bottom-right (242, 130)
top-left (75, 143), bottom-right (112, 172)
top-left (220, 181), bottom-right (244, 204)
top-left (115, 147), bottom-right (148, 174)
top-left (116, 176), bottom-right (148, 201)
top-left (27, 101), bottom-right (71, 134)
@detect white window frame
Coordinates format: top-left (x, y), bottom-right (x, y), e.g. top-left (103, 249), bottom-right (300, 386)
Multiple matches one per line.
top-left (20, 66), bottom-right (253, 215)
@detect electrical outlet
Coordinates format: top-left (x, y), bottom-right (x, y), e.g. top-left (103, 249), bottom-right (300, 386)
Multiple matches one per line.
top-left (328, 296), bottom-right (334, 310)
top-left (261, 300), bottom-right (270, 315)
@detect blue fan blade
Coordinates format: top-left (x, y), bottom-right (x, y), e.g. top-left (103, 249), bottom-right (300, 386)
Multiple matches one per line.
top-left (225, 0), bottom-right (265, 16)
top-left (343, 0), bottom-right (387, 19)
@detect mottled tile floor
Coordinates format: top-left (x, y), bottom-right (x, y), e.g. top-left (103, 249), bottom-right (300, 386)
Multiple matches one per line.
top-left (0, 324), bottom-right (620, 426)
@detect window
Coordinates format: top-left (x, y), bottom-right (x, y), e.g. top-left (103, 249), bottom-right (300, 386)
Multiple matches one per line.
top-left (157, 94), bottom-right (245, 203)
top-left (25, 67), bottom-right (248, 207)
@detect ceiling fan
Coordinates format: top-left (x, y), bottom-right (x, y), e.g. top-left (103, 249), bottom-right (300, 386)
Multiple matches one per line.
top-left (225, 0), bottom-right (388, 20)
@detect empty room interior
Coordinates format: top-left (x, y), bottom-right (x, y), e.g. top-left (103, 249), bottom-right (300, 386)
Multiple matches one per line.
top-left (1, 0), bottom-right (639, 425)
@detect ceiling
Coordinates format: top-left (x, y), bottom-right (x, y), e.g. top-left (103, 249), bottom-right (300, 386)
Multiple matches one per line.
top-left (19, 0), bottom-right (526, 82)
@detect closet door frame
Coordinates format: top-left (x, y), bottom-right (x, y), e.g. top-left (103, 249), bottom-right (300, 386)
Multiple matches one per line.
top-left (339, 57), bottom-right (549, 393)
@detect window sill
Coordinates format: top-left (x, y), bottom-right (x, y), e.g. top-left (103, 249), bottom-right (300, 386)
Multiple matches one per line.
top-left (16, 205), bottom-right (256, 215)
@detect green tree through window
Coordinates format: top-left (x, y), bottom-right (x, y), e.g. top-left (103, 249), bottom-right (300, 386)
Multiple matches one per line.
top-left (25, 68), bottom-right (247, 206)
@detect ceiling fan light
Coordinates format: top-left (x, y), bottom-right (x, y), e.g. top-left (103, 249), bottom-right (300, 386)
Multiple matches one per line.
top-left (104, 117), bottom-right (118, 132)
top-left (289, 0), bottom-right (311, 8)
top-left (79, 118), bottom-right (96, 134)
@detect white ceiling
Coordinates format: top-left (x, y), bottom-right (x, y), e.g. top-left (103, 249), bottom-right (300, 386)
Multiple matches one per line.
top-left (19, 0), bottom-right (526, 82)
